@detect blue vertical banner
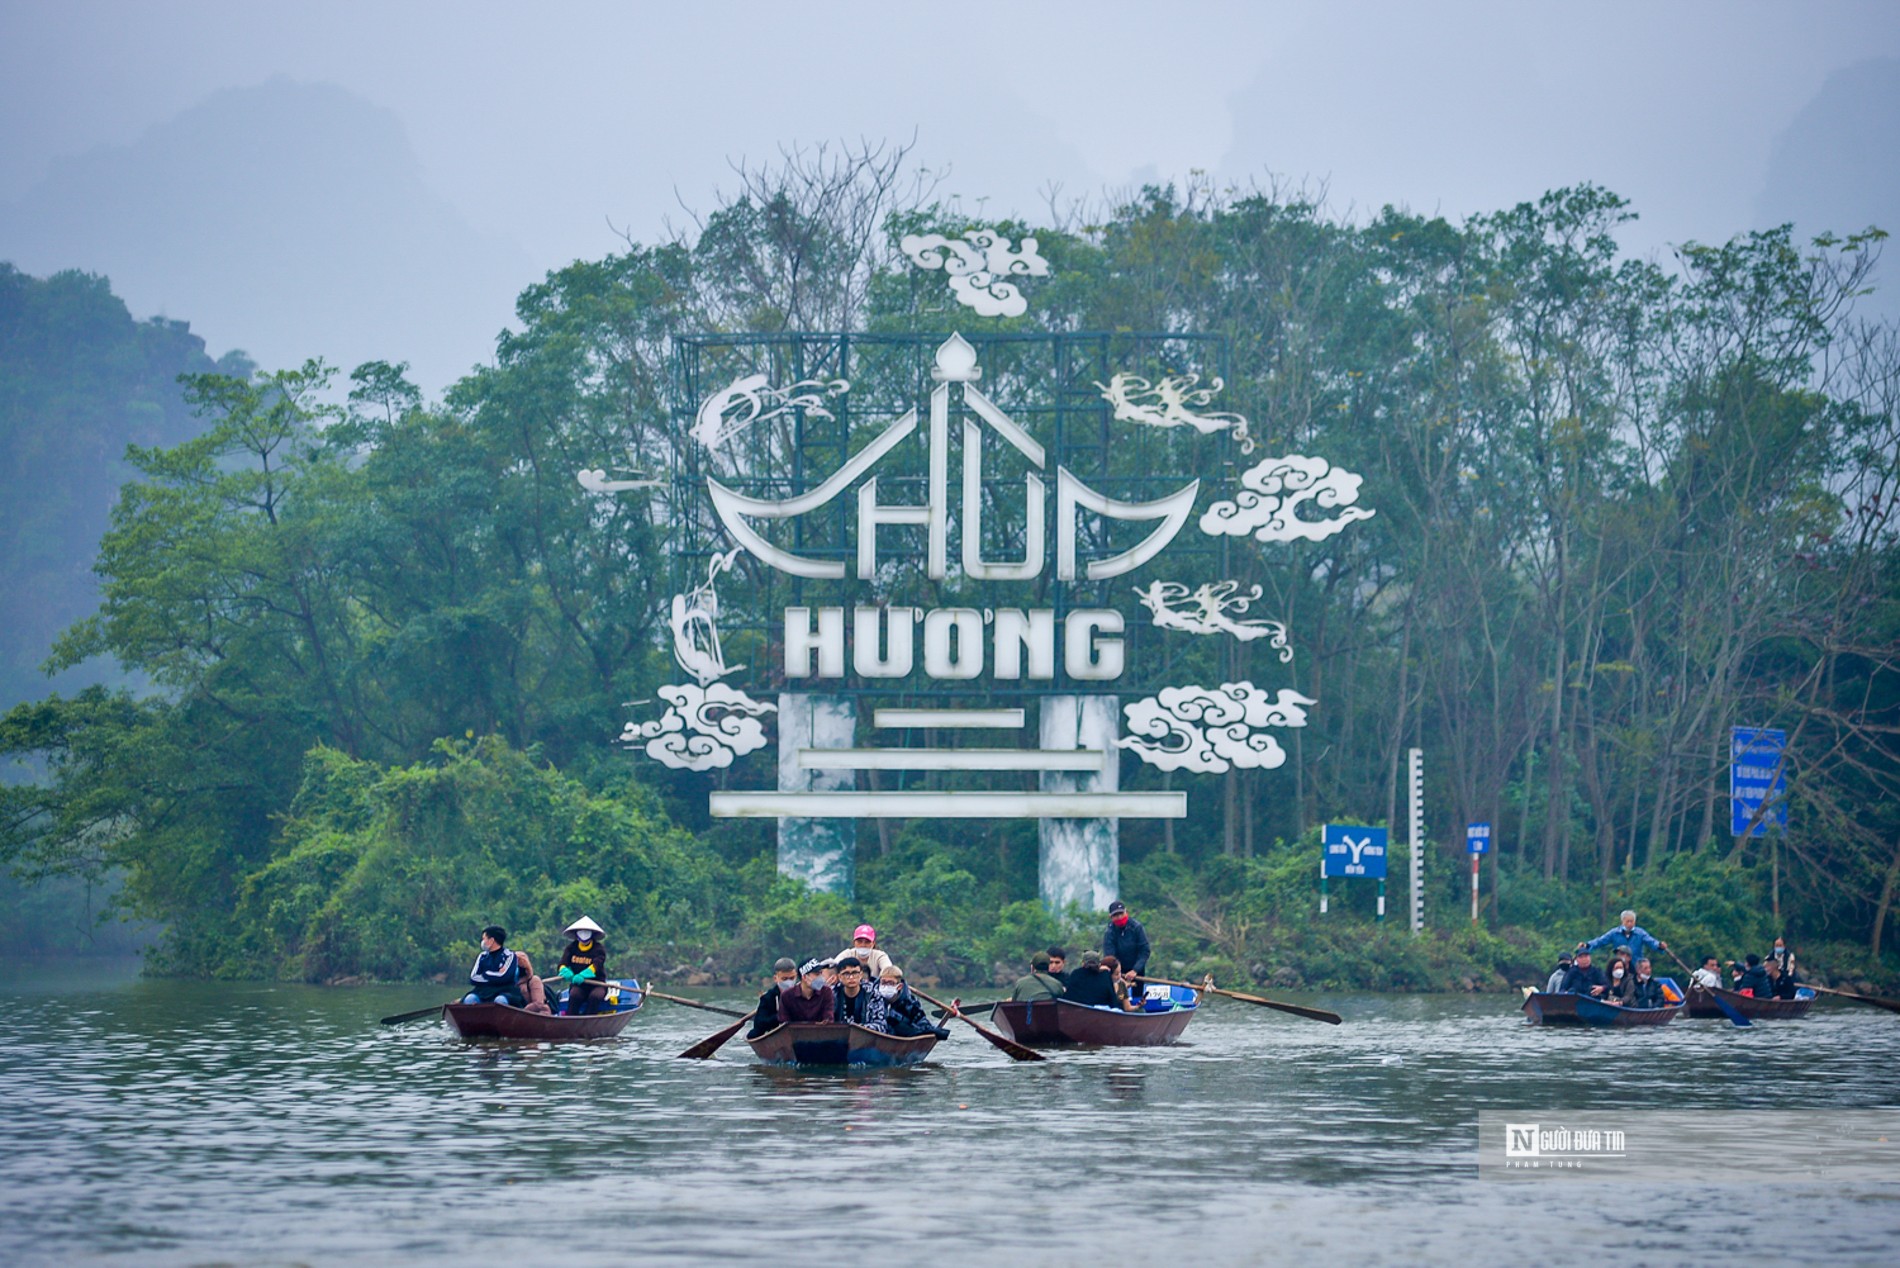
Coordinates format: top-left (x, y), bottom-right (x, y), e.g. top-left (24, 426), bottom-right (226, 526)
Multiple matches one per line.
top-left (1466, 823), bottom-right (1491, 854)
top-left (1730, 727), bottom-right (1788, 837)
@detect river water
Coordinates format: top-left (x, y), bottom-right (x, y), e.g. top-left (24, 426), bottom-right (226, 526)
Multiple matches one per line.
top-left (3, 968), bottom-right (1897, 1266)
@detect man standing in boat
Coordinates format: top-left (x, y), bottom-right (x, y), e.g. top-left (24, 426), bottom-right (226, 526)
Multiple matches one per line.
top-left (1575, 910), bottom-right (1667, 963)
top-left (463, 926), bottom-right (526, 1007)
top-left (1103, 901), bottom-right (1151, 987)
top-left (557, 916), bottom-right (610, 1015)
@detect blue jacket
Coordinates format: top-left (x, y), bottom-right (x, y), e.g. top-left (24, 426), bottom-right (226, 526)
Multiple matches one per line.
top-left (466, 947), bottom-right (521, 1001)
top-left (1580, 924), bottom-right (1662, 960)
top-left (1103, 917), bottom-right (1151, 978)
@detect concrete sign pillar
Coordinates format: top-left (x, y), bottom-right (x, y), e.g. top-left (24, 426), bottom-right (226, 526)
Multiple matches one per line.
top-left (777, 693), bottom-right (857, 895)
top-left (1038, 694), bottom-right (1119, 912)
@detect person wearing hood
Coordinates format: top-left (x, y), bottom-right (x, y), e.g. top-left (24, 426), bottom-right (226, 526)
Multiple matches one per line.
top-left (1102, 902), bottom-right (1151, 984)
top-left (1732, 953), bottom-right (1772, 997)
top-left (878, 965), bottom-right (949, 1040)
top-left (1545, 954), bottom-right (1574, 994)
top-left (831, 955), bottom-right (890, 1031)
top-left (463, 926), bottom-right (525, 1006)
top-left (779, 958), bottom-right (835, 1023)
top-left (557, 917), bottom-right (610, 1015)
top-left (748, 958), bottom-right (799, 1038)
top-left (835, 925), bottom-right (893, 980)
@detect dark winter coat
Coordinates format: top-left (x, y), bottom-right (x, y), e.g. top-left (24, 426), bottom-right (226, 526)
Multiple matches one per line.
top-left (1102, 918), bottom-right (1151, 978)
top-left (883, 987), bottom-right (948, 1039)
top-left (1561, 963), bottom-right (1609, 996)
top-left (833, 983), bottom-right (890, 1032)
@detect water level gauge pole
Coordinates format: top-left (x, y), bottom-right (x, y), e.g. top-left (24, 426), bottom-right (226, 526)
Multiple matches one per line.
top-left (1408, 747), bottom-right (1424, 935)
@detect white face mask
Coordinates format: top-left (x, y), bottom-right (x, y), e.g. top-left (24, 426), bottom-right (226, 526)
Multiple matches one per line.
top-left (877, 984), bottom-right (899, 999)
top-left (775, 978), bottom-right (796, 992)
top-left (1613, 968), bottom-right (1625, 978)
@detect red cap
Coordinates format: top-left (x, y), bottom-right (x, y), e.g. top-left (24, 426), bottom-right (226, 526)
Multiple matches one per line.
top-left (853, 924), bottom-right (876, 942)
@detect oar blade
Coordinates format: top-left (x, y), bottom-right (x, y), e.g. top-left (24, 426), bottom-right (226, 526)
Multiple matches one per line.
top-left (678, 1016), bottom-right (751, 1060)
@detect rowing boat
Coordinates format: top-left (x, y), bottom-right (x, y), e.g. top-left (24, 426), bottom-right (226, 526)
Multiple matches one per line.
top-left (1521, 991), bottom-right (1680, 1027)
top-left (444, 979), bottom-right (644, 1040)
top-left (1685, 984), bottom-right (1816, 1021)
top-left (991, 990), bottom-right (1199, 1047)
top-left (744, 1022), bottom-right (940, 1067)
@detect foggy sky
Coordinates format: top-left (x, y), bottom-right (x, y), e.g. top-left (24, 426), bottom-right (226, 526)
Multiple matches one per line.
top-left (2, 0), bottom-right (1896, 393)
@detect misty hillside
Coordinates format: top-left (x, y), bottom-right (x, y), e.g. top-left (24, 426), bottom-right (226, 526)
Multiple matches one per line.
top-left (0, 77), bottom-right (528, 393)
top-left (0, 264), bottom-right (244, 710)
top-left (1756, 57), bottom-right (1900, 319)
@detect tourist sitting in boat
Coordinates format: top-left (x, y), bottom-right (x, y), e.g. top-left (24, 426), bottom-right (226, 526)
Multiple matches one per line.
top-left (1576, 910), bottom-right (1668, 963)
top-left (1767, 936), bottom-right (1791, 972)
top-left (1691, 956), bottom-right (1724, 991)
top-left (1009, 952), bottom-right (1068, 1002)
top-left (557, 916), bottom-right (610, 1015)
top-left (1063, 951), bottom-right (1119, 1007)
top-left (1604, 958), bottom-right (1634, 1004)
top-left (879, 965), bottom-right (950, 1039)
top-left (1099, 955), bottom-right (1142, 1010)
top-left (1545, 953), bottom-right (1574, 993)
top-left (1560, 949), bottom-right (1609, 997)
top-left (831, 956), bottom-right (889, 1031)
top-left (1103, 901), bottom-right (1152, 984)
top-left (1628, 959), bottom-right (1667, 1009)
top-left (516, 950), bottom-right (551, 1014)
top-left (1768, 955), bottom-right (1802, 1000)
top-left (779, 958), bottom-right (835, 1023)
top-left (819, 959), bottom-right (841, 988)
top-left (749, 958), bottom-right (800, 1039)
top-left (835, 925), bottom-right (893, 980)
top-left (463, 926), bottom-right (525, 1006)
top-left (1046, 947), bottom-right (1071, 985)
top-left (1732, 954), bottom-right (1772, 997)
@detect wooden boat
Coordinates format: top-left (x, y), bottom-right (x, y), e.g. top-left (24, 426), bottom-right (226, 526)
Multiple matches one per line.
top-left (1521, 991), bottom-right (1680, 1027)
top-left (444, 979), bottom-right (644, 1040)
top-left (744, 1022), bottom-right (940, 1067)
top-left (1685, 984), bottom-right (1816, 1021)
top-left (991, 992), bottom-right (1199, 1047)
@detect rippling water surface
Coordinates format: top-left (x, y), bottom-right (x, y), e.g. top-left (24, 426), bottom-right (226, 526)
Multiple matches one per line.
top-left (4, 967), bottom-right (1898, 1265)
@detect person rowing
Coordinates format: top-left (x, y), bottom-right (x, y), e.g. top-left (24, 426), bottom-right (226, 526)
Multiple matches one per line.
top-left (463, 925), bottom-right (526, 1007)
top-left (557, 916), bottom-right (609, 1015)
top-left (749, 958), bottom-right (799, 1038)
top-left (1575, 910), bottom-right (1667, 963)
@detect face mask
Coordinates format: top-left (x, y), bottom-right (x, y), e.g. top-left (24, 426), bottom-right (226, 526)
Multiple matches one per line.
top-left (805, 977), bottom-right (824, 991)
top-left (876, 984), bottom-right (899, 999)
top-left (1612, 969), bottom-right (1625, 978)
top-left (1112, 914), bottom-right (1129, 927)
top-left (775, 978), bottom-right (796, 992)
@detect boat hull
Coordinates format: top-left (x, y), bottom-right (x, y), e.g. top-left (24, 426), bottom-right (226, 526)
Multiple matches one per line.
top-left (1522, 992), bottom-right (1680, 1027)
top-left (444, 1001), bottom-right (640, 1040)
top-left (745, 1022), bottom-right (940, 1067)
top-left (1685, 985), bottom-right (1815, 1020)
top-left (991, 998), bottom-right (1197, 1046)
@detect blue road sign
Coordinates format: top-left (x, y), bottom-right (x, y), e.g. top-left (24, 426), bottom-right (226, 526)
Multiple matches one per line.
top-left (1323, 824), bottom-right (1388, 878)
top-left (1467, 823), bottom-right (1491, 854)
top-left (1731, 726), bottom-right (1788, 837)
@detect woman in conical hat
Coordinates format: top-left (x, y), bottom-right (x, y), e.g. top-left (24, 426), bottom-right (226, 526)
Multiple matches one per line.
top-left (557, 917), bottom-right (609, 1015)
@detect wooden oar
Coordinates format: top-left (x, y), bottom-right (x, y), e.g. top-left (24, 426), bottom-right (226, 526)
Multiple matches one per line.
top-left (909, 987), bottom-right (1045, 1062)
top-left (1805, 984), bottom-right (1900, 1016)
top-left (931, 1000), bottom-right (999, 1019)
top-left (678, 1011), bottom-right (757, 1060)
top-left (644, 988), bottom-right (749, 1019)
top-left (1136, 975), bottom-right (1343, 1025)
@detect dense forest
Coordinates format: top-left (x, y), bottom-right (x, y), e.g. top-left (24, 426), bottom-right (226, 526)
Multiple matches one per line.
top-left (3, 151), bottom-right (1897, 990)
